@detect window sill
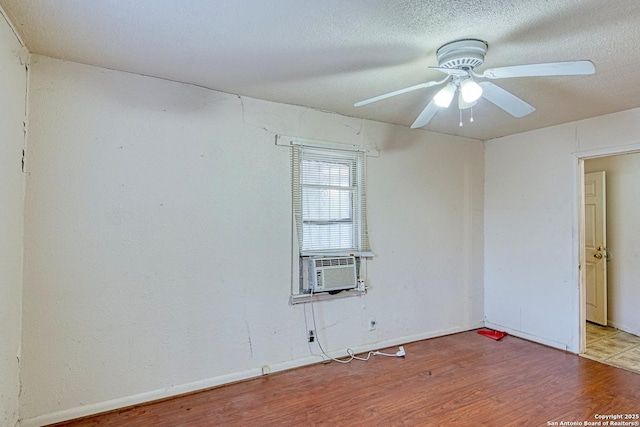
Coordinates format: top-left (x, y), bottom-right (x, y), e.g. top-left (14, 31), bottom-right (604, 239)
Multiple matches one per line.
top-left (290, 288), bottom-right (367, 305)
top-left (301, 251), bottom-right (375, 257)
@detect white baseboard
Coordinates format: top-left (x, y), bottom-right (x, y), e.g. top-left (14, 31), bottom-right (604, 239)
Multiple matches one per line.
top-left (19, 368), bottom-right (266, 427)
top-left (483, 321), bottom-right (572, 352)
top-left (607, 320), bottom-right (640, 337)
top-left (19, 322), bottom-right (482, 427)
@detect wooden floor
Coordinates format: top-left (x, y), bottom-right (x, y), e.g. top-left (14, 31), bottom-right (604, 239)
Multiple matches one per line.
top-left (51, 330), bottom-right (640, 426)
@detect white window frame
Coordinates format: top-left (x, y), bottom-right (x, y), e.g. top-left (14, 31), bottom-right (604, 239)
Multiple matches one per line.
top-left (289, 140), bottom-right (372, 300)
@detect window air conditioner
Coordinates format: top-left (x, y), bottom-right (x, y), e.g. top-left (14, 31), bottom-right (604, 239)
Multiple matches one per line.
top-left (308, 256), bottom-right (357, 292)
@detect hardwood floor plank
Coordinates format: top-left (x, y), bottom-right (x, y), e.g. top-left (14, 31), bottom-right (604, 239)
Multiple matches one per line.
top-left (49, 331), bottom-right (640, 426)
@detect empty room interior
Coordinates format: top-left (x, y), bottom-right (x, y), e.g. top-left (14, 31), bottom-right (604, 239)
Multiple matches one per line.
top-left (2, 2), bottom-right (640, 426)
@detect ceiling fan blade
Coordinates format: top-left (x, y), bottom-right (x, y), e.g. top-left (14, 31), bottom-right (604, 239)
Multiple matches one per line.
top-left (479, 82), bottom-right (535, 118)
top-left (410, 99), bottom-right (439, 128)
top-left (354, 78), bottom-right (447, 107)
top-left (481, 60), bottom-right (595, 79)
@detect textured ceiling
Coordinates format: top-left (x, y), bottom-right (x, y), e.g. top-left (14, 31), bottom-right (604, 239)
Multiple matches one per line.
top-left (2, 0), bottom-right (640, 140)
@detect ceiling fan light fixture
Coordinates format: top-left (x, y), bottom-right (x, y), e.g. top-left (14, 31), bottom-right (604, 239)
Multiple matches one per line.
top-left (353, 38), bottom-right (594, 129)
top-left (433, 83), bottom-right (456, 108)
top-left (458, 91), bottom-right (477, 109)
top-left (460, 78), bottom-right (483, 103)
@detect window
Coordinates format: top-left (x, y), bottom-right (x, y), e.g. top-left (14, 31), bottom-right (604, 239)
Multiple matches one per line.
top-left (287, 140), bottom-right (373, 301)
top-left (292, 145), bottom-right (370, 257)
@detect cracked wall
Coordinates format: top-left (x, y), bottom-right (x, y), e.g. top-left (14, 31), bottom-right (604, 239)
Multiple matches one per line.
top-left (0, 7), bottom-right (27, 427)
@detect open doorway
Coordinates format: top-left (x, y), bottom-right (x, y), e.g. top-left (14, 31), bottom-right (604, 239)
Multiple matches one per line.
top-left (580, 152), bottom-right (640, 373)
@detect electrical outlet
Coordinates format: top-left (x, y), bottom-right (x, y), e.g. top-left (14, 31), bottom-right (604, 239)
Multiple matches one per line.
top-left (308, 330), bottom-right (315, 343)
top-left (369, 317), bottom-right (376, 331)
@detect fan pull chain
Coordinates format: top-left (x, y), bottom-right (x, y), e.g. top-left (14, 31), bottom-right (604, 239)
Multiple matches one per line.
top-left (459, 107), bottom-right (476, 127)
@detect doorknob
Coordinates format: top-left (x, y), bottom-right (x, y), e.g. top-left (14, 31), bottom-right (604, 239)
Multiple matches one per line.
top-left (594, 253), bottom-right (603, 259)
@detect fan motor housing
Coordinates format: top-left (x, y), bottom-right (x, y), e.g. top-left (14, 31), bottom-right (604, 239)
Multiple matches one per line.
top-left (436, 39), bottom-right (488, 70)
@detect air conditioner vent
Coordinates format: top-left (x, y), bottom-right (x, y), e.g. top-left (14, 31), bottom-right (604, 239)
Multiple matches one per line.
top-left (309, 256), bottom-right (357, 292)
top-left (315, 257), bottom-right (355, 268)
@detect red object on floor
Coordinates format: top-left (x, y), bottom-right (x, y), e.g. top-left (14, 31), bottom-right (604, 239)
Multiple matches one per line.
top-left (477, 329), bottom-right (507, 340)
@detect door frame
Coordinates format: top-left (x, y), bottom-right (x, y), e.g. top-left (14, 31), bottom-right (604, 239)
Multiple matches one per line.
top-left (577, 146), bottom-right (640, 354)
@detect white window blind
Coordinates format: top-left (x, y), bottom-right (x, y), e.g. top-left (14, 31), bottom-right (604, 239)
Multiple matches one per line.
top-left (292, 144), bottom-right (371, 256)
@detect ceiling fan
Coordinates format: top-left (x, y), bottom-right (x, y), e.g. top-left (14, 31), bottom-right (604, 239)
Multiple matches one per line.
top-left (354, 39), bottom-right (595, 128)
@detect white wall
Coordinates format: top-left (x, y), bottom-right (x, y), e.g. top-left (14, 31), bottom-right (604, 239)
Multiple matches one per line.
top-left (485, 108), bottom-right (640, 352)
top-left (0, 9), bottom-right (26, 427)
top-left (20, 55), bottom-right (484, 425)
top-left (585, 153), bottom-right (640, 336)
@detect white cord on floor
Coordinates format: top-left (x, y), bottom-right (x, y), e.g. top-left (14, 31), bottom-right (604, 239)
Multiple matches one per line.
top-left (309, 289), bottom-right (405, 363)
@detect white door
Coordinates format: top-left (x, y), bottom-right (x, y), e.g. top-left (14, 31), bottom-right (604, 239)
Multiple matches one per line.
top-left (584, 171), bottom-right (607, 326)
